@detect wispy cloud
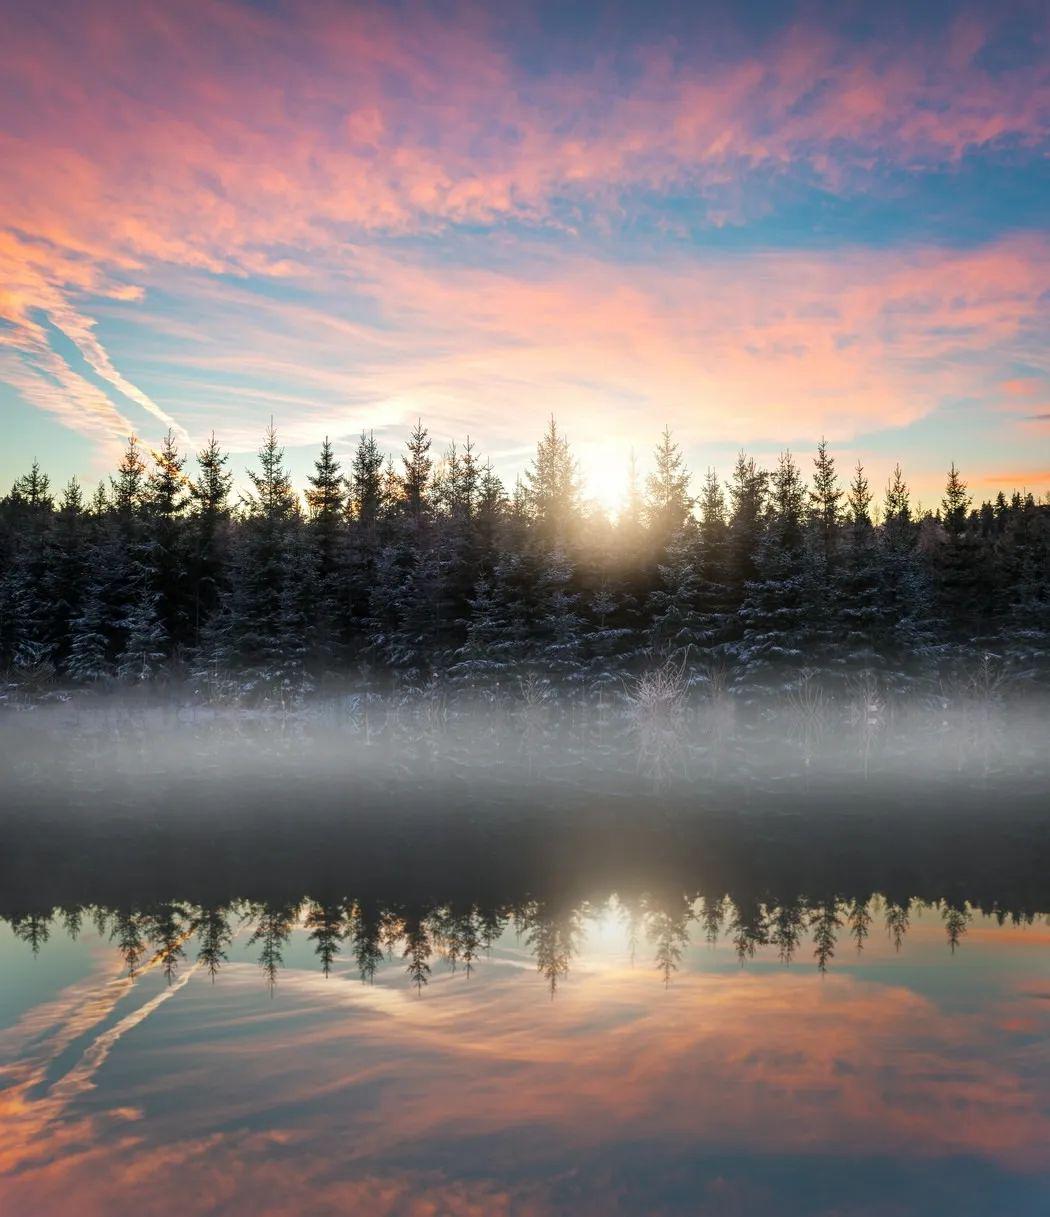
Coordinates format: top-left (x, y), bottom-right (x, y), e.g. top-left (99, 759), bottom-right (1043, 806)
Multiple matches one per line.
top-left (2, 951), bottom-right (1048, 1215)
top-left (1, 0), bottom-right (1047, 482)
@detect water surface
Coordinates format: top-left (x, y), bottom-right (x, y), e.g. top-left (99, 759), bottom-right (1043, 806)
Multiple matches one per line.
top-left (1, 785), bottom-right (1048, 1217)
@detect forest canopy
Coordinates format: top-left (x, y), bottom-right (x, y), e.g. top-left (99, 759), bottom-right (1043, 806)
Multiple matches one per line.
top-left (1, 419), bottom-right (1048, 703)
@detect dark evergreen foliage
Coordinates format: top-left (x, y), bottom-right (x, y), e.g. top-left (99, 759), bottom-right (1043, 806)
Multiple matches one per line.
top-left (2, 423), bottom-right (1048, 702)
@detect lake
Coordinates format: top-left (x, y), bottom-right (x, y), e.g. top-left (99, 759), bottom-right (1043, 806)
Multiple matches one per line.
top-left (1, 762), bottom-right (1048, 1217)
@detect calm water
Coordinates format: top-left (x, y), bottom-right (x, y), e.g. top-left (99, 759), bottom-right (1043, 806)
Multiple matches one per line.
top-left (1, 791), bottom-right (1049, 1217)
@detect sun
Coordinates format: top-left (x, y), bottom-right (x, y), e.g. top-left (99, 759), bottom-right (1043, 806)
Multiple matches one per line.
top-left (579, 440), bottom-right (630, 518)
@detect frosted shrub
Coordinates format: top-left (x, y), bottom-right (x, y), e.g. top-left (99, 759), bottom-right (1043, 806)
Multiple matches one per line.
top-left (626, 657), bottom-right (689, 788)
top-left (944, 653), bottom-right (1007, 777)
top-left (517, 673), bottom-right (552, 774)
top-left (846, 670), bottom-right (885, 778)
top-left (12, 641), bottom-right (56, 702)
top-left (784, 668), bottom-right (828, 769)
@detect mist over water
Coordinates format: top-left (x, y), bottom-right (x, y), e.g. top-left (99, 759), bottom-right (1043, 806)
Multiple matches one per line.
top-left (2, 693), bottom-right (1049, 1217)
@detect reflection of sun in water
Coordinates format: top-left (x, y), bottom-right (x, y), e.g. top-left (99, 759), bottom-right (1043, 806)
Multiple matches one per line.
top-left (579, 440), bottom-right (631, 518)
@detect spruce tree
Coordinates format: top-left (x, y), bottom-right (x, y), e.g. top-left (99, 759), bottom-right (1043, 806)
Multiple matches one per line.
top-left (694, 469), bottom-right (733, 648)
top-left (42, 479), bottom-right (91, 671)
top-left (304, 437), bottom-right (348, 670)
top-left (644, 426), bottom-right (693, 542)
top-left (809, 438), bottom-right (843, 565)
top-left (934, 463), bottom-right (988, 648)
top-left (67, 584), bottom-right (111, 684)
top-left (110, 436), bottom-right (148, 522)
top-left (188, 433), bottom-right (233, 646)
top-left (118, 560), bottom-right (168, 683)
top-left (207, 424), bottom-right (302, 700)
top-left (525, 416), bottom-right (582, 541)
top-left (649, 527), bottom-right (703, 666)
top-left (144, 430), bottom-right (189, 650)
top-left (400, 419), bottom-right (433, 526)
top-left (737, 452), bottom-right (810, 695)
top-left (941, 462), bottom-right (971, 537)
top-left (727, 452), bottom-right (768, 588)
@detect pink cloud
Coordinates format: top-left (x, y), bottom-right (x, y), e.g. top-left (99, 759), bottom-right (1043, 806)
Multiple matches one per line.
top-left (1, 1), bottom-right (1047, 467)
top-left (92, 233), bottom-right (1049, 496)
top-left (2, 3), bottom-right (1046, 265)
top-left (1, 956), bottom-right (1048, 1216)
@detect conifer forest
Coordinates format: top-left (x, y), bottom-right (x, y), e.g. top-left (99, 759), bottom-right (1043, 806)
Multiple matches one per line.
top-left (2, 419), bottom-right (1048, 744)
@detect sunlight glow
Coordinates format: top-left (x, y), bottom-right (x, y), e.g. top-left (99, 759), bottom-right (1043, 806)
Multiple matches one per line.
top-left (579, 439), bottom-right (631, 518)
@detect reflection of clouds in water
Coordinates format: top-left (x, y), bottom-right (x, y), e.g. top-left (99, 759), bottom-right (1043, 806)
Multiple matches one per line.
top-left (0, 915), bottom-right (1046, 1212)
top-left (1, 943), bottom-right (1049, 1216)
top-left (0, 944), bottom-right (199, 1178)
top-left (48, 967), bottom-right (198, 1105)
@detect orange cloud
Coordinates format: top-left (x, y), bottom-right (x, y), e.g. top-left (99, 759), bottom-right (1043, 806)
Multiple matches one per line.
top-left (2, 951), bottom-right (1048, 1217)
top-left (98, 234), bottom-right (1050, 478)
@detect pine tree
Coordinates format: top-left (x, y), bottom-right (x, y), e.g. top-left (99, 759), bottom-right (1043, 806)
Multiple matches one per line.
top-left (882, 464), bottom-right (913, 551)
top-left (941, 462), bottom-right (971, 537)
top-left (243, 422), bottom-right (298, 522)
top-left (206, 424), bottom-right (303, 700)
top-left (534, 546), bottom-right (583, 689)
top-left (809, 438), bottom-right (843, 564)
top-left (649, 527), bottom-right (703, 665)
top-left (118, 567), bottom-right (168, 683)
top-left (11, 460), bottom-right (53, 511)
top-left (305, 437), bottom-right (345, 531)
top-left (304, 437), bottom-right (348, 671)
top-left (736, 452), bottom-right (811, 694)
top-left (727, 452), bottom-right (768, 588)
top-left (450, 565), bottom-right (529, 696)
top-left (42, 479), bottom-right (91, 671)
top-left (934, 463), bottom-right (987, 647)
top-left (188, 433), bottom-right (233, 646)
top-left (400, 419), bottom-right (433, 526)
top-left (622, 450), bottom-right (643, 527)
top-left (144, 430), bottom-right (189, 650)
top-left (876, 466), bottom-right (938, 687)
top-left (767, 450), bottom-right (807, 554)
top-left (110, 436), bottom-right (148, 522)
top-left (1, 462), bottom-right (57, 679)
top-left (835, 463), bottom-right (884, 670)
top-left (67, 584), bottom-right (112, 684)
top-left (846, 462), bottom-right (873, 536)
top-left (525, 416), bottom-right (581, 541)
top-left (644, 426), bottom-right (693, 542)
top-left (693, 469), bottom-right (733, 648)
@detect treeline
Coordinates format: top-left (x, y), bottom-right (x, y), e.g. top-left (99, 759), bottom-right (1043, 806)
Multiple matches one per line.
top-left (1, 419), bottom-right (1048, 701)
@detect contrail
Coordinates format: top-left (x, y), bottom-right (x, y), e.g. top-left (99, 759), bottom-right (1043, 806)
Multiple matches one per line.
top-left (49, 964), bottom-right (200, 1104)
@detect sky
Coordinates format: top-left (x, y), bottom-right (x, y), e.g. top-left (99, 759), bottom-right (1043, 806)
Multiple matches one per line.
top-left (1, 0), bottom-right (1048, 507)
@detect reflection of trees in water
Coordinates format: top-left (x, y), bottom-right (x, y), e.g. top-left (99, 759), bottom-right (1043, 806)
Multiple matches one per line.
top-left (110, 909), bottom-right (148, 977)
top-left (767, 899), bottom-right (806, 964)
top-left (943, 902), bottom-right (971, 953)
top-left (305, 900), bottom-right (345, 977)
top-left (885, 899), bottom-right (911, 952)
top-left (246, 900), bottom-right (301, 993)
top-left (730, 897), bottom-right (768, 964)
top-left (347, 902), bottom-right (385, 984)
top-left (809, 898), bottom-right (843, 974)
top-left (644, 896), bottom-right (693, 986)
top-left (143, 901), bottom-right (192, 983)
top-left (196, 905), bottom-right (235, 980)
top-left (3, 892), bottom-right (1034, 994)
top-left (10, 912), bottom-right (50, 955)
top-left (520, 902), bottom-right (583, 997)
